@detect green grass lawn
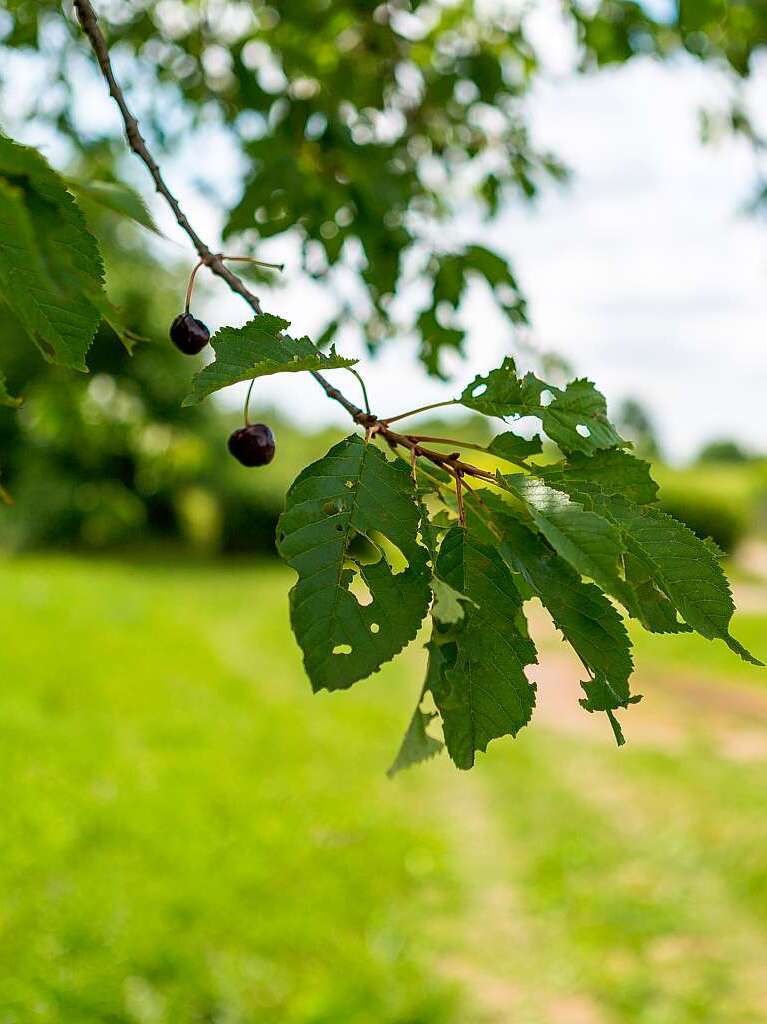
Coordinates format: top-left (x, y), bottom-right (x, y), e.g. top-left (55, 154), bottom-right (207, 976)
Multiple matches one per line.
top-left (2, 556), bottom-right (767, 1023)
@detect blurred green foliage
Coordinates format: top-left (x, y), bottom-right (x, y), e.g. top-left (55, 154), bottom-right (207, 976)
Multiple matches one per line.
top-left (3, 0), bottom-right (766, 377)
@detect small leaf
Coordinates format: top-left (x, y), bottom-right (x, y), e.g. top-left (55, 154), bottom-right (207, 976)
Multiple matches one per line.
top-left (387, 689), bottom-right (444, 778)
top-left (66, 178), bottom-right (163, 237)
top-left (184, 314), bottom-right (358, 405)
top-left (431, 526), bottom-right (538, 769)
top-left (542, 378), bottom-right (624, 454)
top-left (487, 430), bottom-right (542, 462)
top-left (459, 358), bottom-right (625, 455)
top-left (277, 435), bottom-right (430, 692)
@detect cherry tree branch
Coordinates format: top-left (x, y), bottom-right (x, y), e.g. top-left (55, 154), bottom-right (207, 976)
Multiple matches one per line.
top-left (72, 0), bottom-right (523, 489)
top-left (72, 0), bottom-right (371, 427)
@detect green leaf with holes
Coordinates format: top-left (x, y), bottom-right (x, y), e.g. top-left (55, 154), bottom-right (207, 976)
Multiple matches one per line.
top-left (429, 525), bottom-right (538, 769)
top-left (277, 435), bottom-right (430, 692)
top-left (458, 357), bottom-right (625, 455)
top-left (184, 314), bottom-right (358, 405)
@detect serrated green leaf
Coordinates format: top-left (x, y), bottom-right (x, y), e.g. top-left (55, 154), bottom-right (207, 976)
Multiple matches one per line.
top-left (0, 134), bottom-right (105, 370)
top-left (0, 370), bottom-right (21, 407)
top-left (65, 178), bottom-right (163, 237)
top-left (606, 499), bottom-right (761, 665)
top-left (0, 179), bottom-right (100, 371)
top-left (460, 357), bottom-right (543, 418)
top-left (487, 430), bottom-right (542, 462)
top-left (538, 459), bottom-right (759, 661)
top-left (184, 314), bottom-right (358, 405)
top-left (277, 435), bottom-right (430, 692)
top-left (431, 526), bottom-right (538, 769)
top-left (482, 496), bottom-right (639, 724)
top-left (459, 357), bottom-right (625, 455)
top-left (537, 450), bottom-right (659, 505)
top-left (542, 378), bottom-right (624, 454)
top-left (499, 474), bottom-right (625, 597)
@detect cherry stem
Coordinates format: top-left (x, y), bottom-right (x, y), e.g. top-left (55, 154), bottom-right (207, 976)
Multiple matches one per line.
top-left (346, 368), bottom-right (371, 415)
top-left (380, 399), bottom-right (458, 426)
top-left (184, 258), bottom-right (205, 314)
top-left (244, 378), bottom-right (255, 426)
top-left (185, 255), bottom-right (284, 314)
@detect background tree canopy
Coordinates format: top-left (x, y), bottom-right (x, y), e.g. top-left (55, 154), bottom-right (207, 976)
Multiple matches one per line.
top-left (2, 0), bottom-right (766, 378)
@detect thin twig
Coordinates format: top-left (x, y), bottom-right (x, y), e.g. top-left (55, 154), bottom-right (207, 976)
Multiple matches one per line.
top-left (72, 0), bottom-right (370, 428)
top-left (347, 368), bottom-right (371, 415)
top-left (453, 468), bottom-right (465, 527)
top-left (381, 399), bottom-right (458, 426)
top-left (73, 0), bottom-right (507, 485)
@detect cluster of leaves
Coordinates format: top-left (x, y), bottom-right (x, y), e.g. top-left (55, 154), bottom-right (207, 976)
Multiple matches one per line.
top-left (182, 315), bottom-right (760, 771)
top-left (0, 125), bottom-right (758, 771)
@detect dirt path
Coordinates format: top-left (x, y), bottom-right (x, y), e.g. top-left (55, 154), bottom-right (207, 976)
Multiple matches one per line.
top-left (529, 646), bottom-right (767, 760)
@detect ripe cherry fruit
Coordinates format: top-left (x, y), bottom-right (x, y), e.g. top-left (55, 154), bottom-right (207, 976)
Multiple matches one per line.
top-left (170, 312), bottom-right (210, 355)
top-left (228, 423), bottom-right (276, 467)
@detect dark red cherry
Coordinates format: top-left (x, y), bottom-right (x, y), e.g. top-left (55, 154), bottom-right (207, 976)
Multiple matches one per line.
top-left (228, 424), bottom-right (276, 467)
top-left (170, 313), bottom-right (210, 354)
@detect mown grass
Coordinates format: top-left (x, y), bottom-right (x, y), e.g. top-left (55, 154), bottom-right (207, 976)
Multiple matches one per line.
top-left (1, 556), bottom-right (767, 1023)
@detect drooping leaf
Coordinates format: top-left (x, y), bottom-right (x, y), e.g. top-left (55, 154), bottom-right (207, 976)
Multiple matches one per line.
top-left (184, 314), bottom-right (358, 405)
top-left (605, 499), bottom-right (761, 664)
top-left (481, 495), bottom-right (639, 728)
top-left (459, 357), bottom-right (625, 455)
top-left (387, 679), bottom-right (444, 778)
top-left (277, 435), bottom-right (430, 692)
top-left (66, 178), bottom-right (163, 237)
top-left (538, 458), bottom-right (760, 661)
top-left (430, 525), bottom-right (538, 769)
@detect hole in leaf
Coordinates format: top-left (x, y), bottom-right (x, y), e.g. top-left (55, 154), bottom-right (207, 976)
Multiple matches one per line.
top-left (369, 530), bottom-right (409, 575)
top-left (370, 622), bottom-right (380, 634)
top-left (539, 389), bottom-right (554, 407)
top-left (332, 644), bottom-right (352, 655)
top-left (336, 524), bottom-right (345, 532)
top-left (472, 383), bottom-right (487, 398)
top-left (345, 480), bottom-right (354, 489)
top-left (576, 423), bottom-right (590, 438)
top-left (350, 572), bottom-right (373, 606)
